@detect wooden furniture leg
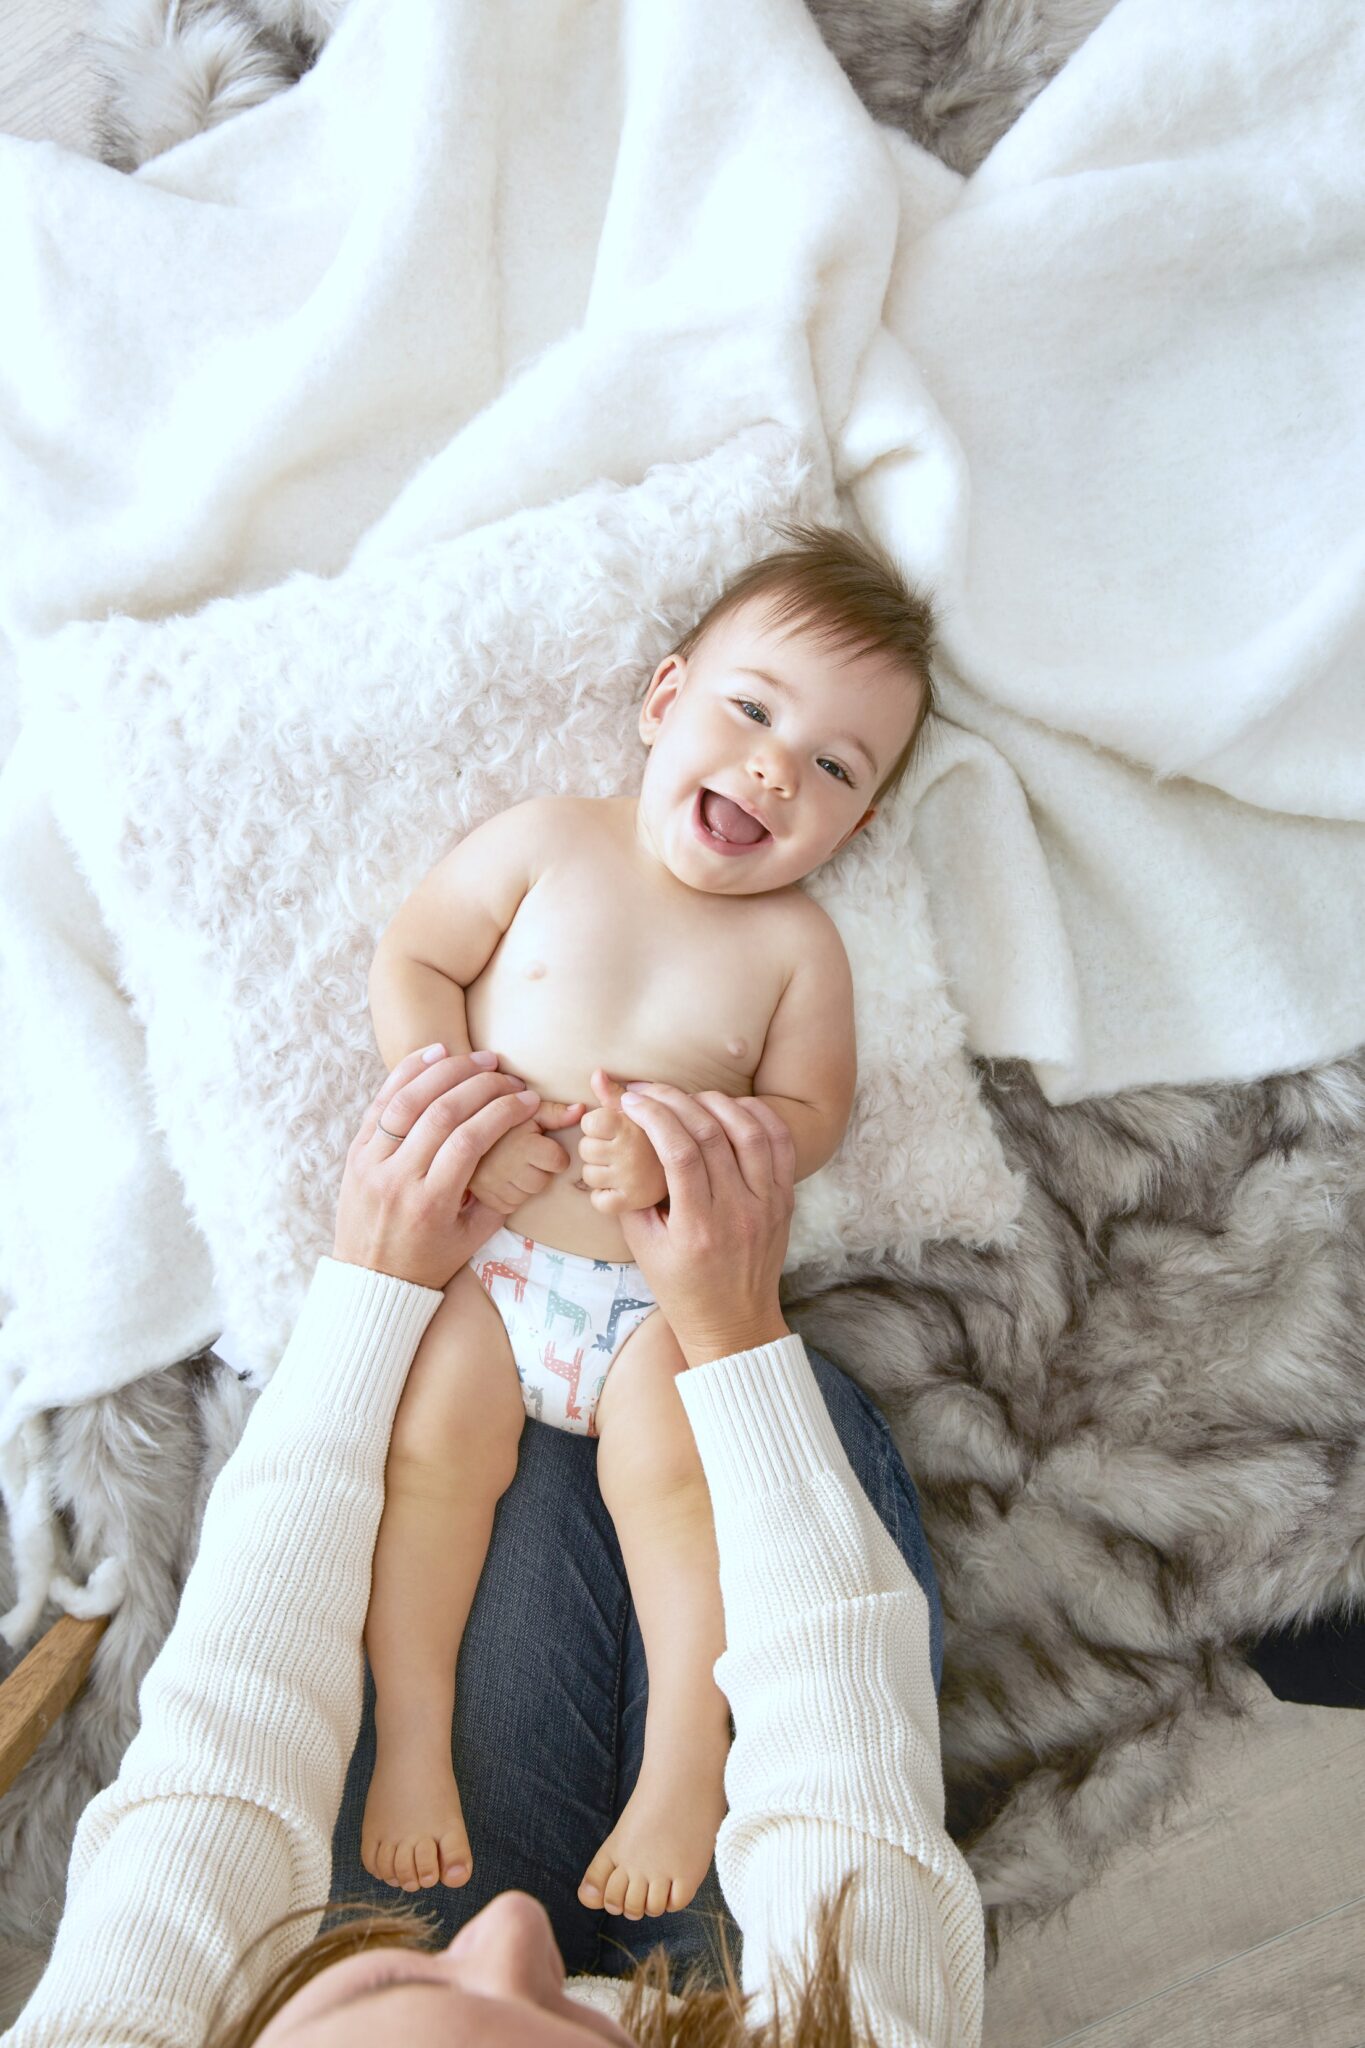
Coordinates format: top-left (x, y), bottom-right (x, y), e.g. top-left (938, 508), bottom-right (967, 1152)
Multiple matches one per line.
top-left (0, 1615), bottom-right (109, 1800)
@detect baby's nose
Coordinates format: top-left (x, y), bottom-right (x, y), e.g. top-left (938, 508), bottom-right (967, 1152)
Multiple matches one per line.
top-left (750, 745), bottom-right (795, 793)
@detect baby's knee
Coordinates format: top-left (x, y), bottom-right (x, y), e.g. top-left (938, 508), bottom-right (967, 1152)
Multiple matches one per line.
top-left (387, 1377), bottom-right (523, 1498)
top-left (598, 1416), bottom-right (707, 1518)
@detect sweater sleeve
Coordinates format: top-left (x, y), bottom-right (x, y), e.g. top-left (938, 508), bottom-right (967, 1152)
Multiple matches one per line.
top-left (8, 1258), bottom-right (442, 2048)
top-left (678, 1334), bottom-right (985, 2048)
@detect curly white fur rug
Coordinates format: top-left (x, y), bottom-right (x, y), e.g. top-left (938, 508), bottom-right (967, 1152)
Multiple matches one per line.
top-left (21, 430), bottom-right (1017, 1395)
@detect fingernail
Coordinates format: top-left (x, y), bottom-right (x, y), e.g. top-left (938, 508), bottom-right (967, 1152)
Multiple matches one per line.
top-left (627, 1081), bottom-right (650, 1090)
top-left (419, 1042), bottom-right (447, 1063)
top-left (468, 1049), bottom-right (498, 1067)
top-left (620, 1091), bottom-right (641, 1107)
top-left (516, 1088), bottom-right (540, 1103)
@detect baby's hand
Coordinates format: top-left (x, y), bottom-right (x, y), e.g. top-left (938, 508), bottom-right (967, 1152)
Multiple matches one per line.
top-left (468, 1095), bottom-right (584, 1217)
top-left (578, 1069), bottom-right (669, 1215)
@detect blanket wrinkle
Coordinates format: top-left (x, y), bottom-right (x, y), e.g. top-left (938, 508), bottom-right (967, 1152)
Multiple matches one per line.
top-left (2, 0), bottom-right (1365, 1647)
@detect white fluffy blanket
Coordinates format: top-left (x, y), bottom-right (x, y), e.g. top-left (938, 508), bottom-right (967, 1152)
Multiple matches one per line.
top-left (2, 0), bottom-right (1363, 1643)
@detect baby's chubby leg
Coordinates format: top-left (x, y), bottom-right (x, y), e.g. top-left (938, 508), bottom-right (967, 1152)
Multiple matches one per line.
top-left (362, 1266), bottom-right (524, 1893)
top-left (580, 1313), bottom-right (730, 1920)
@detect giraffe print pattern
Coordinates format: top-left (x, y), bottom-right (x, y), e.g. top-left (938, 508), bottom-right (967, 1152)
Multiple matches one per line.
top-left (469, 1226), bottom-right (658, 1435)
top-left (593, 1293), bottom-right (654, 1354)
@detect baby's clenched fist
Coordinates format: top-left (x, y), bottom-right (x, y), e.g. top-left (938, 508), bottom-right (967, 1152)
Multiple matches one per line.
top-left (578, 1069), bottom-right (669, 1215)
top-left (468, 1096), bottom-right (584, 1216)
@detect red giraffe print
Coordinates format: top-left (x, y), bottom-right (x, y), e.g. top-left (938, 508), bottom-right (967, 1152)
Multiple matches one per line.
top-left (540, 1339), bottom-right (585, 1426)
top-left (476, 1235), bottom-right (534, 1305)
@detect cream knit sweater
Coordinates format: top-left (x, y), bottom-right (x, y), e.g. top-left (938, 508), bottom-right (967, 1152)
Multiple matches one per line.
top-left (8, 1260), bottom-right (983, 2048)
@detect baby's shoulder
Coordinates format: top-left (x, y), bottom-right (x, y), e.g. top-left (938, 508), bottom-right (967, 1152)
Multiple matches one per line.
top-left (762, 886), bottom-right (849, 976)
top-left (502, 793), bottom-right (594, 826)
top-left (495, 793), bottom-right (608, 852)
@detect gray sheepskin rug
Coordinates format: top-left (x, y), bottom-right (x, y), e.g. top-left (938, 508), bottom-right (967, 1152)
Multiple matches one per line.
top-left (790, 1051), bottom-right (1365, 1932)
top-left (4, 1047), bottom-right (1363, 1966)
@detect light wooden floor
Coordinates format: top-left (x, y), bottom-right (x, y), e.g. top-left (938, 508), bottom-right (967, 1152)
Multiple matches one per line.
top-left (3, 7), bottom-right (1363, 2043)
top-left (983, 1687), bottom-right (1365, 2048)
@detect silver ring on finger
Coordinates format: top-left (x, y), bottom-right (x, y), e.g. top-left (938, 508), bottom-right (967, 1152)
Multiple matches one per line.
top-left (376, 1120), bottom-right (404, 1142)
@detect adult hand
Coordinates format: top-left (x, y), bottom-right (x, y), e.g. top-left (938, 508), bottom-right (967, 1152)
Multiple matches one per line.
top-left (615, 1086), bottom-right (795, 1368)
top-left (332, 1046), bottom-right (544, 1290)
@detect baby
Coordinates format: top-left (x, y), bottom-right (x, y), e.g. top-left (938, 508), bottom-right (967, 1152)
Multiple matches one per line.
top-left (360, 524), bottom-right (935, 1918)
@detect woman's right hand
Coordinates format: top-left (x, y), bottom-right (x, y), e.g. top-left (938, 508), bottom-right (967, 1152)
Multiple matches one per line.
top-left (331, 1046), bottom-right (545, 1290)
top-left (615, 1086), bottom-right (796, 1368)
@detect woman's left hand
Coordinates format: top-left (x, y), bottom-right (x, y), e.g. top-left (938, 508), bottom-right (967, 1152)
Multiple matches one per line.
top-left (332, 1046), bottom-right (544, 1290)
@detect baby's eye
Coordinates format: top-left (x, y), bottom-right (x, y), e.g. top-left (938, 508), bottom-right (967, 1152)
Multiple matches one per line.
top-left (819, 758), bottom-right (853, 785)
top-left (734, 699), bottom-right (770, 724)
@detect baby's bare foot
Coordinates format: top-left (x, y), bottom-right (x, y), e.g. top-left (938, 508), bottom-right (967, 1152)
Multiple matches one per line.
top-left (578, 1746), bottom-right (728, 1921)
top-left (361, 1733), bottom-right (471, 1893)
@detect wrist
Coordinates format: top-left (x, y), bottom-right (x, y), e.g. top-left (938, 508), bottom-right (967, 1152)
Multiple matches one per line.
top-left (675, 1309), bottom-right (791, 1371)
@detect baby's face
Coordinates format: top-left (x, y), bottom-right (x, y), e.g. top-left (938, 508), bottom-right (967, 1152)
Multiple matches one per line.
top-left (636, 597), bottom-right (921, 895)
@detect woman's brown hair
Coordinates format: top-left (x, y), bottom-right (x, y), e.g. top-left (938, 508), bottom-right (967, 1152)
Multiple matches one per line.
top-left (203, 1880), bottom-right (875, 2047)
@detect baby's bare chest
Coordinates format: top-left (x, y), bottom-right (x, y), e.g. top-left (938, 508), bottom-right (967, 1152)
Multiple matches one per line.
top-left (465, 861), bottom-right (792, 1099)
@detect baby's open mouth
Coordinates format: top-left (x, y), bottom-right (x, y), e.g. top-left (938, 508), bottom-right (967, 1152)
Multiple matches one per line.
top-left (695, 786), bottom-right (770, 851)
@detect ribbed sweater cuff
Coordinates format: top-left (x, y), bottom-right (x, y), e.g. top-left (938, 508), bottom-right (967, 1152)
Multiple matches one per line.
top-left (678, 1334), bottom-right (854, 1499)
top-left (264, 1257), bottom-right (444, 1420)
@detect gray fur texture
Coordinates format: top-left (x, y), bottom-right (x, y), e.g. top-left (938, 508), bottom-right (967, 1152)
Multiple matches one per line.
top-left (90, 0), bottom-right (335, 170)
top-left (806, 0), bottom-right (1117, 171)
top-left (91, 0), bottom-right (1114, 174)
top-left (0, 1359), bottom-right (252, 1957)
top-left (4, 1049), bottom-right (1362, 1979)
top-left (791, 1050), bottom-right (1365, 1935)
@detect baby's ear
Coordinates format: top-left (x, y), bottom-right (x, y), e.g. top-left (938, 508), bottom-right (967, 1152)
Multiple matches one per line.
top-left (837, 805), bottom-right (877, 850)
top-left (639, 655), bottom-right (685, 745)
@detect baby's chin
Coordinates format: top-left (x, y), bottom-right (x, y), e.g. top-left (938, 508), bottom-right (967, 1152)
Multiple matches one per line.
top-left (639, 793), bottom-right (837, 893)
top-left (660, 840), bottom-right (831, 898)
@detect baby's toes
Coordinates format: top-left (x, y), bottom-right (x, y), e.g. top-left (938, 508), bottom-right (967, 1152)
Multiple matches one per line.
top-left (393, 1838), bottom-right (422, 1892)
top-left (602, 1861), bottom-right (632, 1916)
top-left (413, 1836), bottom-right (442, 1888)
top-left (578, 1849), bottom-right (614, 1911)
top-left (439, 1831), bottom-right (471, 1888)
top-left (644, 1874), bottom-right (671, 1917)
top-left (622, 1871), bottom-right (649, 1921)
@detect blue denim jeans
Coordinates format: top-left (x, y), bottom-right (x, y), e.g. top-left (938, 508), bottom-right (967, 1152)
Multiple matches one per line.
top-left (329, 1345), bottom-right (941, 1980)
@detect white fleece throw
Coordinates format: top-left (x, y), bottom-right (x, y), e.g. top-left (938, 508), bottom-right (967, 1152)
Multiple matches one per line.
top-left (1, 0), bottom-right (1363, 1643)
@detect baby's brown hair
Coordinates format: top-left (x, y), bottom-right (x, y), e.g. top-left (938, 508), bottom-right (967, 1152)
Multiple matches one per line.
top-left (673, 522), bottom-right (937, 807)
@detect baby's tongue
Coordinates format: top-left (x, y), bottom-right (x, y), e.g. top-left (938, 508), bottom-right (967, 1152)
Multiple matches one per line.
top-left (701, 789), bottom-right (765, 844)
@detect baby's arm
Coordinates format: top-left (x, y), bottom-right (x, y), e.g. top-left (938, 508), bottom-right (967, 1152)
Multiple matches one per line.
top-left (750, 907), bottom-right (856, 1181)
top-left (370, 802), bottom-right (582, 1213)
top-left (369, 799), bottom-right (552, 1067)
